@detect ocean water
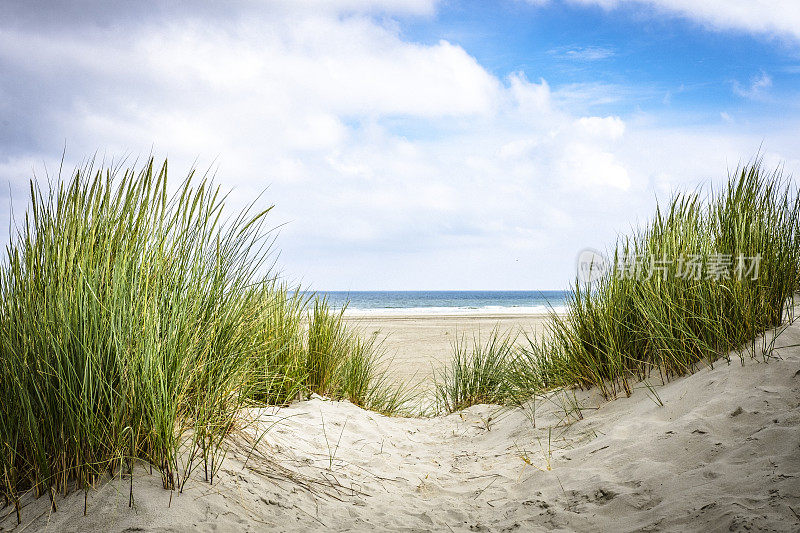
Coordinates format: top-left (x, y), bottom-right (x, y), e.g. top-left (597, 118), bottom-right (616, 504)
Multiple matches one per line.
top-left (316, 290), bottom-right (570, 316)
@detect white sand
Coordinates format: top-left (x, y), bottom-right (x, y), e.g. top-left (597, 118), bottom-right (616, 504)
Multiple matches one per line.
top-left (5, 319), bottom-right (800, 532)
top-left (343, 313), bottom-right (552, 387)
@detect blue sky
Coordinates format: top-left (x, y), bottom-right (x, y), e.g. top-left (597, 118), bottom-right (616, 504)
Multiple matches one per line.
top-left (406, 1), bottom-right (800, 124)
top-left (1, 0), bottom-right (799, 290)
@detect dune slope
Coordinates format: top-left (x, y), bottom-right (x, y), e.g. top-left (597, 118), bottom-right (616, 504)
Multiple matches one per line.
top-left (4, 321), bottom-right (800, 533)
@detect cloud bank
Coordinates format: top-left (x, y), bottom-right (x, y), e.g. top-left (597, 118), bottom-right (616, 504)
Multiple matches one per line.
top-left (0, 0), bottom-right (797, 289)
top-left (567, 0), bottom-right (800, 41)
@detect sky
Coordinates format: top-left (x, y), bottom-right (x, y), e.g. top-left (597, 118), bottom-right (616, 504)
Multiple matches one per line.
top-left (1, 0), bottom-right (799, 290)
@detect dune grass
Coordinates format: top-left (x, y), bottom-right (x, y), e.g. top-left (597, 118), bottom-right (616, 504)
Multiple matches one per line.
top-left (244, 285), bottom-right (309, 406)
top-left (535, 159), bottom-right (800, 398)
top-left (0, 158), bottom-right (406, 520)
top-left (2, 153), bottom-right (796, 512)
top-left (434, 329), bottom-right (517, 413)
top-left (307, 298), bottom-right (350, 397)
top-left (435, 158), bottom-right (800, 412)
top-left (307, 297), bottom-right (413, 413)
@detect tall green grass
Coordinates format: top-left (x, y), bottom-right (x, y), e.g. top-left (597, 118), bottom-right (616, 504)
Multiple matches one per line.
top-left (245, 285), bottom-right (309, 405)
top-left (434, 329), bottom-right (517, 413)
top-left (436, 159), bottom-right (800, 411)
top-left (527, 159), bottom-right (800, 399)
top-left (307, 298), bottom-right (350, 396)
top-left (308, 298), bottom-right (412, 414)
top-left (0, 158), bottom-right (406, 519)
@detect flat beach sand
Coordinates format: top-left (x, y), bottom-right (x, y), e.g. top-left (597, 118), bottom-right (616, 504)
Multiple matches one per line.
top-left (343, 313), bottom-right (552, 387)
top-left (6, 315), bottom-right (800, 532)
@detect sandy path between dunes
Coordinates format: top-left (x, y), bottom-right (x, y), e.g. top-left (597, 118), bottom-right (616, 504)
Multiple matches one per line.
top-left (6, 319), bottom-right (800, 532)
top-left (342, 314), bottom-right (552, 388)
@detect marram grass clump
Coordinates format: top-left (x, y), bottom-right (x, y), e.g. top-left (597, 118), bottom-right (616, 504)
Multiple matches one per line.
top-left (435, 159), bottom-right (799, 412)
top-left (434, 329), bottom-right (517, 413)
top-left (307, 297), bottom-right (413, 413)
top-left (525, 158), bottom-right (800, 399)
top-left (0, 158), bottom-right (406, 520)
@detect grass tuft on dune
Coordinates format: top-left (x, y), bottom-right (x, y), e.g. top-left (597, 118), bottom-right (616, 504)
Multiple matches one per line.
top-left (434, 329), bottom-right (517, 413)
top-left (435, 158), bottom-right (800, 411)
top-left (0, 158), bottom-right (406, 519)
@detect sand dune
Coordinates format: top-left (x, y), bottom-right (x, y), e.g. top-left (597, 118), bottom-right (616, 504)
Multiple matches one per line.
top-left (5, 319), bottom-right (800, 532)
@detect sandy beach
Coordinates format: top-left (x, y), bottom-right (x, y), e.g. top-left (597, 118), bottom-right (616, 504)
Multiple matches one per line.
top-left (4, 2), bottom-right (800, 531)
top-left (6, 315), bottom-right (800, 532)
top-left (343, 313), bottom-right (552, 388)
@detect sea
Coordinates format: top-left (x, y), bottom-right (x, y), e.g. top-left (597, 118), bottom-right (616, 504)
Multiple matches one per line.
top-left (315, 290), bottom-right (570, 316)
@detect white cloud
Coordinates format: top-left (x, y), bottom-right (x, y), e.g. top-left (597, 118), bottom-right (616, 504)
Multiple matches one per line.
top-left (560, 144), bottom-right (631, 190)
top-left (574, 116), bottom-right (626, 140)
top-left (0, 2), bottom-right (798, 289)
top-left (550, 46), bottom-right (615, 60)
top-left (508, 73), bottom-right (553, 115)
top-left (278, 0), bottom-right (438, 15)
top-left (732, 71), bottom-right (773, 99)
top-left (565, 0), bottom-right (800, 41)
top-left (550, 82), bottom-right (656, 111)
